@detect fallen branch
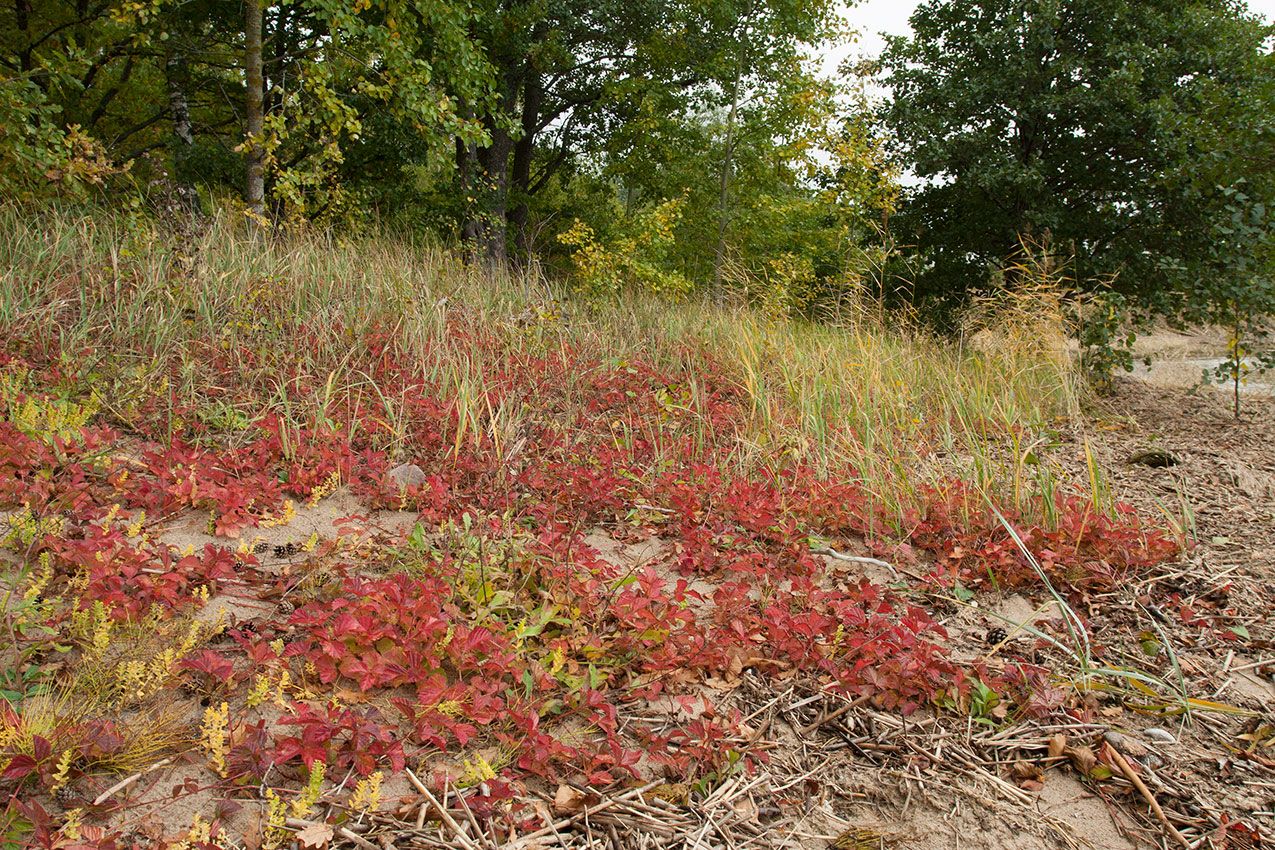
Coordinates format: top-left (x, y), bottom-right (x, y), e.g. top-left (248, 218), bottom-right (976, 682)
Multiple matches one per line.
top-left (811, 547), bottom-right (898, 578)
top-left (797, 693), bottom-right (871, 736)
top-left (405, 768), bottom-right (478, 850)
top-left (93, 758), bottom-right (171, 806)
top-left (499, 780), bottom-right (664, 848)
top-left (1108, 746), bottom-right (1191, 849)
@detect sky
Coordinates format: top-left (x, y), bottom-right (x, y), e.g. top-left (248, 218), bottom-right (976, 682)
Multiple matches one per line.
top-left (831, 0), bottom-right (1275, 66)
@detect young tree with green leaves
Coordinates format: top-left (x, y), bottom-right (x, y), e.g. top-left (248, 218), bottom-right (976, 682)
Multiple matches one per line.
top-left (1162, 47), bottom-right (1275, 415)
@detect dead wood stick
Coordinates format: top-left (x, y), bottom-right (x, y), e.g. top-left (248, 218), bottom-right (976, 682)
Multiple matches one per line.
top-left (1231, 657), bottom-right (1275, 673)
top-left (404, 768), bottom-right (477, 850)
top-left (93, 758), bottom-right (172, 806)
top-left (498, 780), bottom-right (664, 848)
top-left (798, 693), bottom-right (870, 736)
top-left (633, 503), bottom-right (676, 514)
top-left (449, 778), bottom-right (493, 850)
top-left (284, 818), bottom-right (376, 850)
top-left (740, 689), bottom-right (792, 725)
top-left (1107, 747), bottom-right (1191, 849)
top-left (810, 548), bottom-right (898, 577)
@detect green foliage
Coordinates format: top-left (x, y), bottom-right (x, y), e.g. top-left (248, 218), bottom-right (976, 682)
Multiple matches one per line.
top-left (879, 0), bottom-right (1275, 313)
top-left (1076, 290), bottom-right (1140, 391)
top-left (0, 82), bottom-right (129, 201)
top-left (1158, 44), bottom-right (1275, 414)
top-left (579, 52), bottom-right (898, 311)
top-left (0, 0), bottom-right (493, 223)
top-left (0, 78), bottom-right (71, 199)
top-left (1179, 182), bottom-right (1274, 416)
top-left (558, 197), bottom-right (693, 299)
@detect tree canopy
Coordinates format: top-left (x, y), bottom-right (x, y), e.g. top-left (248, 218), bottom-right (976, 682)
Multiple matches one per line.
top-left (879, 0), bottom-right (1274, 314)
top-left (2, 0), bottom-right (1273, 336)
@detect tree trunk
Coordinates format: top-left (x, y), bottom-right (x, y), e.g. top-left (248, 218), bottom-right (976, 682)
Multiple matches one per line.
top-left (166, 52), bottom-right (201, 215)
top-left (465, 70), bottom-right (519, 269)
top-left (244, 0), bottom-right (266, 233)
top-left (509, 72), bottom-right (543, 259)
top-left (15, 0), bottom-right (35, 77)
top-left (476, 123), bottom-right (514, 267)
top-left (712, 59), bottom-right (743, 302)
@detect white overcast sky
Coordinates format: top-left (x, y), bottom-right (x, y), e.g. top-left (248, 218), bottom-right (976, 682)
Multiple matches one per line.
top-left (828, 0), bottom-right (1275, 69)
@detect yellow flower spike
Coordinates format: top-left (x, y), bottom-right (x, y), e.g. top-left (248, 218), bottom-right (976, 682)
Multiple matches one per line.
top-left (178, 619), bottom-right (202, 656)
top-left (274, 670), bottom-right (292, 708)
top-left (50, 749), bottom-right (74, 792)
top-left (291, 761), bottom-right (326, 819)
top-left (461, 754), bottom-right (496, 786)
top-left (262, 789), bottom-right (289, 850)
top-left (23, 556), bottom-right (53, 602)
top-left (186, 814), bottom-right (211, 846)
top-left (200, 702), bottom-right (229, 777)
top-left (246, 674), bottom-right (271, 708)
top-left (61, 809), bottom-right (84, 843)
top-left (349, 771), bottom-right (383, 813)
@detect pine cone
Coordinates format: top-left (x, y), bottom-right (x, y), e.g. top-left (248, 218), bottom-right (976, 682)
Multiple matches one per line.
top-left (986, 627), bottom-right (1008, 647)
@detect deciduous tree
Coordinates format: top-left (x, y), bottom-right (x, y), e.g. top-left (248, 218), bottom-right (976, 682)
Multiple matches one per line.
top-left (879, 0), bottom-right (1273, 314)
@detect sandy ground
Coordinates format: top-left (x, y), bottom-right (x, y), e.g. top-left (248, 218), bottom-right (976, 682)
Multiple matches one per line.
top-left (45, 343), bottom-right (1275, 850)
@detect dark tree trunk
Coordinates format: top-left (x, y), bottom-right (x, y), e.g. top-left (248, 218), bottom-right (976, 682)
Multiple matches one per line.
top-left (462, 69), bottom-right (520, 269)
top-left (14, 0), bottom-right (35, 76)
top-left (166, 52), bottom-right (201, 215)
top-left (456, 107), bottom-right (481, 254)
top-left (244, 0), bottom-right (266, 232)
top-left (509, 72), bottom-right (542, 258)
top-left (712, 58), bottom-right (742, 300)
top-left (475, 122), bottom-right (514, 267)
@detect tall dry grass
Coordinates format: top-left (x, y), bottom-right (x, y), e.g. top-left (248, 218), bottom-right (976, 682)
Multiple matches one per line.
top-left (0, 203), bottom-right (1096, 533)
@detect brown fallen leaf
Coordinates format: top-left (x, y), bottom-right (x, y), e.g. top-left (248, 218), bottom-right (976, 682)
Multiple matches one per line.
top-left (241, 811), bottom-right (264, 850)
top-left (1010, 759), bottom-right (1043, 781)
top-left (553, 785), bottom-right (589, 813)
top-left (1065, 745), bottom-right (1098, 775)
top-left (296, 822), bottom-right (333, 850)
top-left (702, 675), bottom-right (742, 690)
top-left (1019, 779), bottom-right (1045, 793)
top-left (732, 797), bottom-right (760, 822)
top-left (1048, 734), bottom-right (1067, 761)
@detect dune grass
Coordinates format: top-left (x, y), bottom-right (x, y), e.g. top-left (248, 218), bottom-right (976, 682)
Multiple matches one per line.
top-left (0, 203), bottom-right (1092, 535)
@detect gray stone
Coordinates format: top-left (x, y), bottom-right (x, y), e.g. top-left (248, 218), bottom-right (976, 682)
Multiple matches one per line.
top-left (388, 462), bottom-right (427, 490)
